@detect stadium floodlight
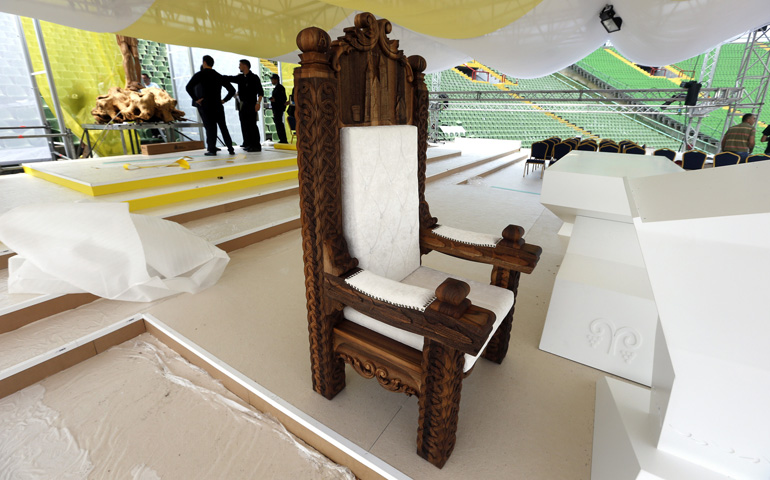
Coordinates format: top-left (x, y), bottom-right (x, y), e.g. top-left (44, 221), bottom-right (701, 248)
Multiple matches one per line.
top-left (599, 5), bottom-right (622, 33)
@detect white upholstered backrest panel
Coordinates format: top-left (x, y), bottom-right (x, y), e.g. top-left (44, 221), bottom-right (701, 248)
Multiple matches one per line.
top-left (340, 125), bottom-right (421, 281)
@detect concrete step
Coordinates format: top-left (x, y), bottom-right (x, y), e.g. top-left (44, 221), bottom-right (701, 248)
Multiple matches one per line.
top-left (458, 151), bottom-right (529, 184)
top-left (427, 141), bottom-right (521, 183)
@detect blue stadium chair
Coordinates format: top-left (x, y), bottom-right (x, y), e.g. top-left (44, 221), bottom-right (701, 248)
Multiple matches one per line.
top-left (747, 154), bottom-right (770, 163)
top-left (714, 151), bottom-right (741, 167)
top-left (624, 145), bottom-right (646, 155)
top-left (654, 149), bottom-right (676, 161)
top-left (525, 141), bottom-right (549, 177)
top-left (681, 150), bottom-right (706, 170)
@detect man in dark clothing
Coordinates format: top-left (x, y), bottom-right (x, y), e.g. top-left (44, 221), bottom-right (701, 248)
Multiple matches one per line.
top-left (185, 55), bottom-right (236, 156)
top-left (223, 59), bottom-right (264, 152)
top-left (269, 73), bottom-right (288, 144)
top-left (761, 124), bottom-right (770, 155)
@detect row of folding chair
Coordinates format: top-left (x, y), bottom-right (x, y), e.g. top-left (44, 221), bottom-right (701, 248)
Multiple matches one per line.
top-left (713, 152), bottom-right (770, 167)
top-left (524, 136), bottom-right (577, 177)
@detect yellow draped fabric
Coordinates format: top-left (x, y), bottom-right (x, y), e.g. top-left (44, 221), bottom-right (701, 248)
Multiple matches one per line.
top-left (118, 0), bottom-right (351, 59)
top-left (117, 0), bottom-right (542, 59)
top-left (319, 0), bottom-right (542, 39)
top-left (22, 18), bottom-right (128, 157)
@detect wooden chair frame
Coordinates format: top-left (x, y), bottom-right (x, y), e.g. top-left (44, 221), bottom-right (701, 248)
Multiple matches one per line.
top-left (294, 13), bottom-right (541, 468)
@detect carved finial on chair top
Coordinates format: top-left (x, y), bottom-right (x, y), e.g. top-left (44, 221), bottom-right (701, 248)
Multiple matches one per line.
top-left (500, 225), bottom-right (525, 249)
top-left (408, 55), bottom-right (427, 75)
top-left (297, 27), bottom-right (331, 67)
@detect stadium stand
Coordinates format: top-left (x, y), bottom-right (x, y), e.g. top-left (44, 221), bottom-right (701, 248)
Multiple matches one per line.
top-left (429, 56), bottom-right (690, 149)
top-left (578, 45), bottom-right (770, 152)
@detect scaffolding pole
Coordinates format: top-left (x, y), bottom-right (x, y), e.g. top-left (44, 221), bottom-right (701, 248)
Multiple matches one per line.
top-left (721, 26), bottom-right (770, 144)
top-left (32, 19), bottom-right (75, 159)
top-left (15, 15), bottom-right (56, 160)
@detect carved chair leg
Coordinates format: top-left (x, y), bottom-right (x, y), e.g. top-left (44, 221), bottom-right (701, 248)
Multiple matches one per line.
top-left (308, 311), bottom-right (346, 399)
top-left (417, 339), bottom-right (464, 468)
top-left (483, 267), bottom-right (522, 364)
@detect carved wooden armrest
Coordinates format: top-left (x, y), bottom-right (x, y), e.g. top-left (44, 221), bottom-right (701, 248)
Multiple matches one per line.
top-left (421, 224), bottom-right (542, 274)
top-left (324, 269), bottom-right (495, 355)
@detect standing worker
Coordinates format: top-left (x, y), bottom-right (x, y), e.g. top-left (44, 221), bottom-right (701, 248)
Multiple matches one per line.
top-left (761, 122), bottom-right (770, 156)
top-left (721, 113), bottom-right (756, 162)
top-left (224, 59), bottom-right (264, 152)
top-left (186, 55), bottom-right (236, 156)
top-left (269, 73), bottom-right (288, 144)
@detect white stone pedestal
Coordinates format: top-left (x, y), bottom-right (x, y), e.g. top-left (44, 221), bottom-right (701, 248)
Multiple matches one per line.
top-left (539, 151), bottom-right (681, 385)
top-left (539, 215), bottom-right (657, 385)
top-left (592, 375), bottom-right (735, 480)
top-left (592, 162), bottom-right (770, 480)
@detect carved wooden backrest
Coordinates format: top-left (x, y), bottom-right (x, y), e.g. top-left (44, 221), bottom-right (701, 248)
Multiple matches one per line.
top-left (295, 12), bottom-right (437, 289)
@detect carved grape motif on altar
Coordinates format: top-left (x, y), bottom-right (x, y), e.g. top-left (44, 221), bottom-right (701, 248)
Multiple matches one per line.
top-left (586, 318), bottom-right (642, 363)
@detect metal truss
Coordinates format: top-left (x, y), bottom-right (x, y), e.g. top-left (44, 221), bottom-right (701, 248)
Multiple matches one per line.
top-left (683, 44), bottom-right (723, 147)
top-left (720, 26), bottom-right (770, 141)
top-left (429, 87), bottom-right (746, 111)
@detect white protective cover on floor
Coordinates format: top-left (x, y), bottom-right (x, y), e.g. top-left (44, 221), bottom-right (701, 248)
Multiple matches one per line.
top-left (0, 203), bottom-right (229, 302)
top-left (0, 334), bottom-right (355, 479)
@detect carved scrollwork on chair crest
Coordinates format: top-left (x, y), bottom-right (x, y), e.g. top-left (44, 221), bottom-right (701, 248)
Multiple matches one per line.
top-left (338, 353), bottom-right (418, 396)
top-left (330, 12), bottom-right (414, 82)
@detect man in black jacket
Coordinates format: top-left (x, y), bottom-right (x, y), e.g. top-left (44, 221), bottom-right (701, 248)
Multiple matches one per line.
top-left (224, 59), bottom-right (264, 152)
top-left (186, 55), bottom-right (236, 156)
top-left (269, 73), bottom-right (288, 144)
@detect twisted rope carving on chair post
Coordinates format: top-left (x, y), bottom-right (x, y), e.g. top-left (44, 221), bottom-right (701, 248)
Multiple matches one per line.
top-left (483, 266), bottom-right (521, 364)
top-left (296, 28), bottom-right (346, 400)
top-left (417, 338), bottom-right (464, 468)
top-left (409, 56), bottom-right (438, 255)
top-left (483, 225), bottom-right (526, 363)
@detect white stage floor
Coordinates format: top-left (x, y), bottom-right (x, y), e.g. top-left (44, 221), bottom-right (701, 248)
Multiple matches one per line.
top-left (0, 140), bottom-right (617, 479)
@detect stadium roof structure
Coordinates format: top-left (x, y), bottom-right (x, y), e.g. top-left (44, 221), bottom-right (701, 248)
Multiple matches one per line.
top-left (1, 0), bottom-right (769, 77)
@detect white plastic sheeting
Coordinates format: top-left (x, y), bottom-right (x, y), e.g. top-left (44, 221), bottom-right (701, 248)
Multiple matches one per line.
top-left (0, 335), bottom-right (355, 479)
top-left (0, 203), bottom-right (229, 302)
top-left (0, 384), bottom-right (94, 478)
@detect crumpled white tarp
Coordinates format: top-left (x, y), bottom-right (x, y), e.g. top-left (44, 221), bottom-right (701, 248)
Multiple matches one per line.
top-left (0, 203), bottom-right (229, 302)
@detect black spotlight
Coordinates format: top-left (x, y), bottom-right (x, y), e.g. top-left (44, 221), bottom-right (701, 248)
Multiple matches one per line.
top-left (599, 5), bottom-right (623, 33)
top-left (681, 80), bottom-right (703, 106)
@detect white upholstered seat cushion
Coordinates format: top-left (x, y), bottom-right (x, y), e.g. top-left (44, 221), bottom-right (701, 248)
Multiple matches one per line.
top-left (343, 266), bottom-right (514, 372)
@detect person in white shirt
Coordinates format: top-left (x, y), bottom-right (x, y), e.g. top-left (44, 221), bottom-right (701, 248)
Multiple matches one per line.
top-left (141, 73), bottom-right (161, 90)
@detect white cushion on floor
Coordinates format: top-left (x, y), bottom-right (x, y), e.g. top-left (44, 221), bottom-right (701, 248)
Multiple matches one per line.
top-left (340, 125), bottom-right (420, 281)
top-left (343, 266), bottom-right (514, 372)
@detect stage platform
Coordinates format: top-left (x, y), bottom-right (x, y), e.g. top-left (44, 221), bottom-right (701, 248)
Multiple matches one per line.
top-left (23, 148), bottom-right (298, 196)
top-left (0, 149), bottom-right (607, 480)
top-left (0, 140), bottom-right (514, 332)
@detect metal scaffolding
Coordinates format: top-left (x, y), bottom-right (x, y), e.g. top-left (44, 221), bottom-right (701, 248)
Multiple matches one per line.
top-left (721, 26), bottom-right (770, 141)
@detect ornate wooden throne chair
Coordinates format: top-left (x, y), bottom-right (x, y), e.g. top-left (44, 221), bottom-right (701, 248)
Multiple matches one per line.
top-left (294, 13), bottom-right (542, 468)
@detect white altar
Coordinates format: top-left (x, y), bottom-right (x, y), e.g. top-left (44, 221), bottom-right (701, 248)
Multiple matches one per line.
top-left (592, 161), bottom-right (770, 480)
top-left (539, 151), bottom-right (681, 386)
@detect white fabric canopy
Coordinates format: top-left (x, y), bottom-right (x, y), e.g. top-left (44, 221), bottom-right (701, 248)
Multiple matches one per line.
top-left (2, 0), bottom-right (770, 78)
